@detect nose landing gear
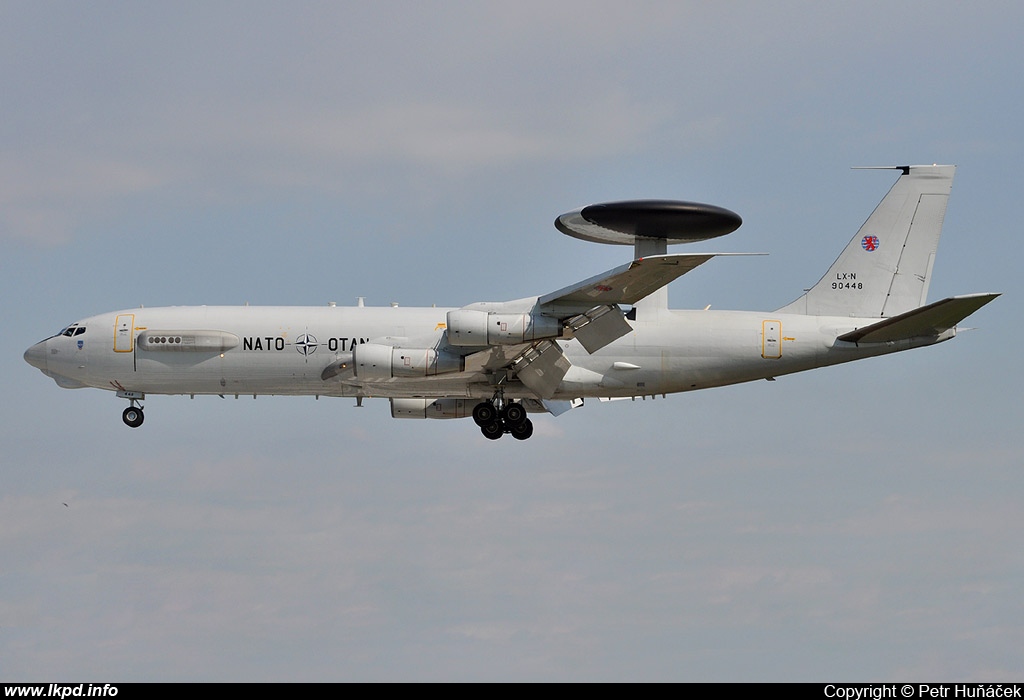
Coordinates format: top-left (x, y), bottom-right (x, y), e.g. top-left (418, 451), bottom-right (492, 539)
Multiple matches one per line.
top-left (117, 390), bottom-right (146, 428)
top-left (472, 395), bottom-right (533, 440)
top-left (122, 404), bottom-right (144, 428)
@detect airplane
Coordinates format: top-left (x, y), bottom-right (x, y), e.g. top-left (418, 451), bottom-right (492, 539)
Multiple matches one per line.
top-left (24, 164), bottom-right (998, 440)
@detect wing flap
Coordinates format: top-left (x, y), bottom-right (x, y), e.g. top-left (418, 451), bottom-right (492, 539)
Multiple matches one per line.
top-left (462, 342), bottom-right (534, 374)
top-left (538, 398), bottom-right (583, 416)
top-left (566, 304), bottom-right (634, 353)
top-left (509, 340), bottom-right (572, 399)
top-left (837, 293), bottom-right (1000, 344)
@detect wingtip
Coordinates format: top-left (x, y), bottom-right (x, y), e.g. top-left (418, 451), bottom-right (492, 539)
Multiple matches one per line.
top-left (851, 165), bottom-right (911, 174)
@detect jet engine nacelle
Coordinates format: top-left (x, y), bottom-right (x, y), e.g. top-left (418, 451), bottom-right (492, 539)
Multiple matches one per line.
top-left (390, 398), bottom-right (472, 419)
top-left (353, 343), bottom-right (462, 380)
top-left (446, 309), bottom-right (562, 346)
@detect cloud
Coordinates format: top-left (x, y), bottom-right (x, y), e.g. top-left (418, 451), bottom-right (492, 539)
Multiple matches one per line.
top-left (0, 154), bottom-right (170, 246)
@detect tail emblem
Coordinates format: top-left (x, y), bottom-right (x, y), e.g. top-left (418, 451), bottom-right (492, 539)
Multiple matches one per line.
top-left (861, 235), bottom-right (880, 252)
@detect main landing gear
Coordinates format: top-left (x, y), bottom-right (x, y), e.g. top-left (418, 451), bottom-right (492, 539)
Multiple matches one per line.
top-left (472, 397), bottom-right (533, 441)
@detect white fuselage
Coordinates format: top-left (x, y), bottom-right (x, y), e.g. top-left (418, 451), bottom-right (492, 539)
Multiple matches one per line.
top-left (22, 165), bottom-right (991, 440)
top-left (26, 304), bottom-right (951, 402)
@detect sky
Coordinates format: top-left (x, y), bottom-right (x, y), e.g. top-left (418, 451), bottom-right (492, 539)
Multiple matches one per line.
top-left (2, 1), bottom-right (1022, 681)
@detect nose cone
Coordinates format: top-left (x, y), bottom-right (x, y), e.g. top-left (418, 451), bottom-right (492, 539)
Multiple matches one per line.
top-left (24, 341), bottom-right (48, 371)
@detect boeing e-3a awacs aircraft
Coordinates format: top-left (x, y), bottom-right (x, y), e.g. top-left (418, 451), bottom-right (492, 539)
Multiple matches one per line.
top-left (24, 165), bottom-right (998, 440)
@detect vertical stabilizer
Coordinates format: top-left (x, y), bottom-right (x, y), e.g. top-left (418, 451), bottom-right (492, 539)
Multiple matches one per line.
top-left (777, 165), bottom-right (955, 318)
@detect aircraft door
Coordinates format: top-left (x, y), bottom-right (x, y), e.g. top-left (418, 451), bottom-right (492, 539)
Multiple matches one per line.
top-left (114, 314), bottom-right (135, 353)
top-left (762, 320), bottom-right (781, 359)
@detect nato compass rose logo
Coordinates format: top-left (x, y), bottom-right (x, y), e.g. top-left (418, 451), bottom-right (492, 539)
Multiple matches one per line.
top-left (295, 333), bottom-right (318, 356)
top-left (861, 235), bottom-right (880, 252)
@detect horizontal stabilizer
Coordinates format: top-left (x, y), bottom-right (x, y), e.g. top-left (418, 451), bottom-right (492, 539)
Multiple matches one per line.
top-left (837, 293), bottom-right (1000, 344)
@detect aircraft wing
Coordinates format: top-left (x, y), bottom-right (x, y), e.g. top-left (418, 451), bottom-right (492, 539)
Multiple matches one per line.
top-left (537, 253), bottom-right (718, 313)
top-left (462, 342), bottom-right (534, 374)
top-left (339, 253), bottom-right (761, 401)
top-left (534, 252), bottom-right (757, 353)
top-left (837, 293), bottom-right (1000, 344)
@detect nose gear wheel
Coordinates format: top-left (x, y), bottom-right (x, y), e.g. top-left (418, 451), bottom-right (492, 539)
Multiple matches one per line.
top-left (122, 405), bottom-right (144, 428)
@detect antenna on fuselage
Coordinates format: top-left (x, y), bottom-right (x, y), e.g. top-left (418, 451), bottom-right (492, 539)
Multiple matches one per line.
top-left (554, 199), bottom-right (742, 316)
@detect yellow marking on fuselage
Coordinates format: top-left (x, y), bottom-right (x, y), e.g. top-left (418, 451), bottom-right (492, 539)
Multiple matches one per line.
top-left (113, 314), bottom-right (136, 353)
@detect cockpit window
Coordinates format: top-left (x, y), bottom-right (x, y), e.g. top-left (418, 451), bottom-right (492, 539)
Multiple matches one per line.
top-left (59, 324), bottom-right (85, 337)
